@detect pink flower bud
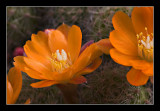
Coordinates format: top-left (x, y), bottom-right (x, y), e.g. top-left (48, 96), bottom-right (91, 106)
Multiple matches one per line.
top-left (13, 47), bottom-right (24, 57)
top-left (44, 29), bottom-right (55, 35)
top-left (79, 40), bottom-right (94, 55)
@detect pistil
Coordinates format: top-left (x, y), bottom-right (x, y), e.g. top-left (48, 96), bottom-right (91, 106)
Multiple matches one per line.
top-left (49, 49), bottom-right (72, 72)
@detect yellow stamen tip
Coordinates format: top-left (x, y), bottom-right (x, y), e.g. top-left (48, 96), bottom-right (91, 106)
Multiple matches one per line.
top-left (145, 27), bottom-right (147, 31)
top-left (49, 49), bottom-right (72, 72)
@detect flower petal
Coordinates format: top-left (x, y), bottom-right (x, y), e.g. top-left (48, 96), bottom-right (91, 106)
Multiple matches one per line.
top-left (23, 57), bottom-right (53, 79)
top-left (110, 48), bottom-right (140, 66)
top-left (126, 68), bottom-right (149, 86)
top-left (112, 11), bottom-right (137, 46)
top-left (129, 59), bottom-right (153, 76)
top-left (96, 38), bottom-right (113, 55)
top-left (67, 25), bottom-right (82, 63)
top-left (76, 57), bottom-right (102, 77)
top-left (7, 77), bottom-right (13, 104)
top-left (24, 98), bottom-right (31, 104)
top-left (109, 30), bottom-right (138, 56)
top-left (7, 67), bottom-right (22, 104)
top-left (13, 56), bottom-right (47, 79)
top-left (48, 30), bottom-right (68, 53)
top-left (79, 40), bottom-right (94, 55)
top-left (31, 31), bottom-right (51, 57)
top-left (24, 40), bottom-right (52, 71)
top-left (141, 63), bottom-right (153, 76)
top-left (132, 7), bottom-right (153, 35)
top-left (30, 80), bottom-right (58, 88)
top-left (50, 67), bottom-right (72, 83)
top-left (13, 56), bottom-right (28, 72)
top-left (24, 67), bottom-right (48, 80)
top-left (69, 76), bottom-right (87, 84)
top-left (57, 23), bottom-right (71, 40)
top-left (73, 43), bottom-right (103, 74)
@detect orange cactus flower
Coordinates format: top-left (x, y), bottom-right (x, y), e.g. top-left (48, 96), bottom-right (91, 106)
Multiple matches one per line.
top-left (7, 67), bottom-right (30, 104)
top-left (13, 23), bottom-right (105, 88)
top-left (108, 7), bottom-right (153, 86)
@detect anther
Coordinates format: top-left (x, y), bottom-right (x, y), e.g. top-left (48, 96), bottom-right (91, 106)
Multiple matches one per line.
top-left (61, 49), bottom-right (67, 61)
top-left (146, 43), bottom-right (151, 49)
top-left (141, 40), bottom-right (146, 47)
top-left (146, 36), bottom-right (150, 43)
top-left (136, 34), bottom-right (139, 39)
top-left (145, 27), bottom-right (147, 31)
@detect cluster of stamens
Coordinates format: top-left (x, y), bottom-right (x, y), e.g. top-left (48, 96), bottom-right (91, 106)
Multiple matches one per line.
top-left (136, 27), bottom-right (153, 62)
top-left (48, 49), bottom-right (72, 72)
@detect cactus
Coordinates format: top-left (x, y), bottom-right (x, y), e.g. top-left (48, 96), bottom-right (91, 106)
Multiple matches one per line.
top-left (78, 59), bottom-right (153, 104)
top-left (81, 7), bottom-right (133, 42)
top-left (7, 7), bottom-right (39, 69)
top-left (33, 7), bottom-right (88, 30)
top-left (9, 7), bottom-right (152, 104)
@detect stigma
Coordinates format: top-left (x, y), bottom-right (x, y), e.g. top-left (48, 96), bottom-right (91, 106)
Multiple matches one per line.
top-left (137, 27), bottom-right (153, 62)
top-left (48, 49), bottom-right (72, 72)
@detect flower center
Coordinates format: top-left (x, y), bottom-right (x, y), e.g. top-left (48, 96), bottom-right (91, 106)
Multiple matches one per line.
top-left (136, 27), bottom-right (153, 62)
top-left (49, 49), bottom-right (72, 72)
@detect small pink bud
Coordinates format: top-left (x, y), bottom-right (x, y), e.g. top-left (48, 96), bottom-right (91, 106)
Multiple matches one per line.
top-left (13, 47), bottom-right (24, 57)
top-left (79, 40), bottom-right (94, 55)
top-left (44, 29), bottom-right (55, 35)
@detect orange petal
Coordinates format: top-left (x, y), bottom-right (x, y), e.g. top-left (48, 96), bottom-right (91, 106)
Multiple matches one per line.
top-left (110, 48), bottom-right (140, 66)
top-left (7, 67), bottom-right (22, 104)
top-left (57, 23), bottom-right (71, 40)
top-left (13, 56), bottom-right (47, 79)
top-left (112, 11), bottom-right (137, 45)
top-left (79, 40), bottom-right (94, 55)
top-left (69, 76), bottom-right (87, 84)
top-left (96, 38), bottom-right (113, 55)
top-left (129, 59), bottom-right (153, 76)
top-left (132, 7), bottom-right (153, 35)
top-left (24, 40), bottom-right (52, 71)
top-left (73, 43), bottom-right (103, 74)
top-left (48, 30), bottom-right (68, 53)
top-left (141, 63), bottom-right (153, 76)
top-left (30, 80), bottom-right (58, 88)
top-left (24, 67), bottom-right (48, 80)
top-left (109, 30), bottom-right (138, 56)
top-left (148, 7), bottom-right (153, 14)
top-left (67, 25), bottom-right (82, 63)
top-left (24, 98), bottom-right (31, 104)
top-left (7, 77), bottom-right (13, 104)
top-left (126, 68), bottom-right (149, 86)
top-left (50, 67), bottom-right (72, 83)
top-left (31, 31), bottom-right (51, 57)
top-left (13, 56), bottom-right (27, 72)
top-left (23, 57), bottom-right (53, 79)
top-left (76, 57), bottom-right (102, 77)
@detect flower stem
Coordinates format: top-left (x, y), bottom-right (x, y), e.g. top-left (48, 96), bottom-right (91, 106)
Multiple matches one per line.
top-left (56, 84), bottom-right (79, 104)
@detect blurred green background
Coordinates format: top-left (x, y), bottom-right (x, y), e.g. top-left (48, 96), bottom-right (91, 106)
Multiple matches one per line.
top-left (7, 6), bottom-right (153, 104)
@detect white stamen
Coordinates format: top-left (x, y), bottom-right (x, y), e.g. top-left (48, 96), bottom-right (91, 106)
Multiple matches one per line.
top-left (146, 36), bottom-right (150, 43)
top-left (56, 50), bottom-right (62, 61)
top-left (141, 40), bottom-right (146, 47)
top-left (146, 43), bottom-right (151, 49)
top-left (61, 49), bottom-right (67, 61)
